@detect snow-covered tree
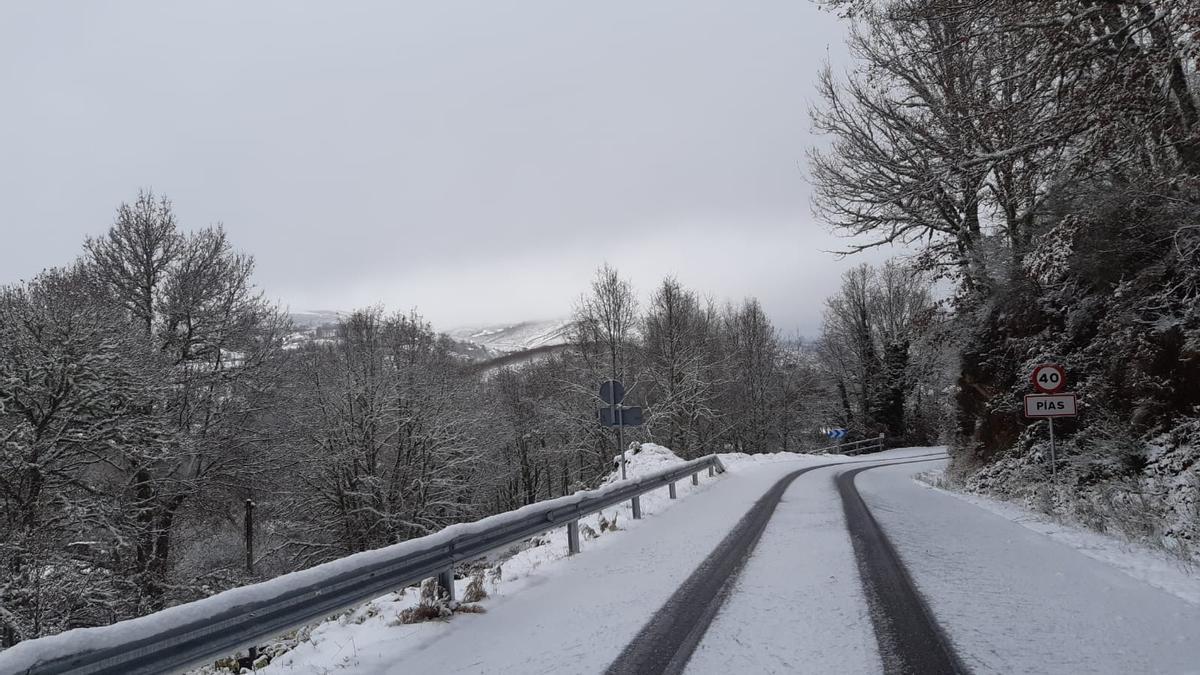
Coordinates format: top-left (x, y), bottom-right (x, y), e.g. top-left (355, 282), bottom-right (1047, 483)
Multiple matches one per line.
top-left (641, 278), bottom-right (723, 458)
top-left (0, 265), bottom-right (165, 644)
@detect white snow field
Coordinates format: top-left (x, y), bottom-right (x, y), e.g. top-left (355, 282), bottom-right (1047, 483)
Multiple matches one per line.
top-left (856, 458), bottom-right (1200, 675)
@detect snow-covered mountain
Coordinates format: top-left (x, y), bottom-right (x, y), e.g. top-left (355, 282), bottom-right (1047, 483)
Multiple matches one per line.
top-left (287, 310), bottom-right (346, 328)
top-left (281, 313), bottom-right (571, 363)
top-left (447, 319), bottom-right (573, 354)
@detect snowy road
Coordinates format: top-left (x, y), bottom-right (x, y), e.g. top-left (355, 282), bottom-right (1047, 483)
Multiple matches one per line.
top-left (685, 448), bottom-right (951, 674)
top-left (609, 450), bottom-right (949, 674)
top-left (856, 460), bottom-right (1200, 674)
top-left (689, 449), bottom-right (1200, 675)
top-left (261, 447), bottom-right (1200, 674)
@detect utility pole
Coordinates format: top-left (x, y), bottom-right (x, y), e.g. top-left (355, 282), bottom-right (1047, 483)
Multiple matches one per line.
top-left (244, 499), bottom-right (255, 575)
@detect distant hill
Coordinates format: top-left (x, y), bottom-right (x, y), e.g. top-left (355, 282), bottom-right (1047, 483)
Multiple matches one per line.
top-left (287, 310), bottom-right (346, 328)
top-left (282, 311), bottom-right (569, 364)
top-left (446, 319), bottom-right (573, 354)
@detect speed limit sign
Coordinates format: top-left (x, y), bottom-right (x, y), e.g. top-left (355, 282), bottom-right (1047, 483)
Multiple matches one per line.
top-left (1031, 364), bottom-right (1066, 393)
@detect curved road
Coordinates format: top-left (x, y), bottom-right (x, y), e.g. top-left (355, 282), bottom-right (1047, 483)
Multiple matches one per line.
top-left (615, 448), bottom-right (1200, 675)
top-left (260, 447), bottom-right (1200, 674)
top-left (608, 451), bottom-right (958, 675)
top-left (836, 461), bottom-right (966, 675)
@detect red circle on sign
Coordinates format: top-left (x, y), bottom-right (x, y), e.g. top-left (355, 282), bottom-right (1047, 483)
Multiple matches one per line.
top-left (1031, 364), bottom-right (1066, 393)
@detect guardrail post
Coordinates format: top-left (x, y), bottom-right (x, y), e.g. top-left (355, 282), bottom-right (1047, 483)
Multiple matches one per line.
top-left (691, 472), bottom-right (698, 486)
top-left (631, 496), bottom-right (642, 519)
top-left (567, 520), bottom-right (581, 555)
top-left (878, 433), bottom-right (885, 451)
top-left (437, 567), bottom-right (456, 602)
top-left (668, 482), bottom-right (677, 499)
top-left (707, 465), bottom-right (714, 477)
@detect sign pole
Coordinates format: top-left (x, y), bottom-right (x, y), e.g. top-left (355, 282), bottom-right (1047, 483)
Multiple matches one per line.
top-left (1048, 418), bottom-right (1056, 484)
top-left (617, 407), bottom-right (626, 480)
top-left (599, 380), bottom-right (640, 480)
top-left (1027, 363), bottom-right (1073, 487)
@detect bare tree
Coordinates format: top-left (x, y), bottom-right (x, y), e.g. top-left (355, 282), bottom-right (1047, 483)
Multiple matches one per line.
top-left (641, 277), bottom-right (722, 457)
top-left (572, 264), bottom-right (639, 384)
top-left (719, 299), bottom-right (780, 453)
top-left (818, 262), bottom-right (933, 439)
top-left (280, 310), bottom-right (478, 566)
top-left (811, 0), bottom-right (1200, 293)
top-left (570, 265), bottom-right (640, 472)
top-left (0, 265), bottom-right (165, 643)
top-left (85, 196), bottom-right (287, 607)
top-left (819, 265), bottom-right (880, 433)
top-left (85, 190), bottom-right (181, 337)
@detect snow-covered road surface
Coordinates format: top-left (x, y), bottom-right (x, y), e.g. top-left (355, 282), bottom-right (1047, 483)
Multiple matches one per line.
top-left (257, 446), bottom-right (1200, 674)
top-left (692, 450), bottom-right (1200, 674)
top-left (857, 459), bottom-right (1200, 675)
top-left (686, 448), bottom-right (949, 675)
top-left (608, 450), bottom-right (946, 674)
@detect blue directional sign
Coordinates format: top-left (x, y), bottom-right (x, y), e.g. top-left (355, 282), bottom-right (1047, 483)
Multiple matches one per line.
top-left (600, 380), bottom-right (626, 405)
top-left (826, 428), bottom-right (848, 440)
top-left (599, 406), bottom-right (643, 428)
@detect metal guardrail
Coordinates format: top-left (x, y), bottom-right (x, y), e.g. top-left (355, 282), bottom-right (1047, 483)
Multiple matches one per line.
top-left (828, 433), bottom-right (887, 455)
top-left (0, 455), bottom-right (726, 675)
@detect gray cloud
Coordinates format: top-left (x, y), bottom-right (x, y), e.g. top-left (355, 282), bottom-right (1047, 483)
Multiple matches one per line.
top-left (1, 0), bottom-right (901, 338)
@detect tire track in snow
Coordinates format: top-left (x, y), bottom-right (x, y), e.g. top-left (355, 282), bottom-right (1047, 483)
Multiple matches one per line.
top-left (605, 452), bottom-right (948, 675)
top-left (837, 459), bottom-right (969, 675)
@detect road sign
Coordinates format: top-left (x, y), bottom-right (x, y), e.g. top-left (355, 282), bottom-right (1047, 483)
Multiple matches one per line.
top-left (1024, 393), bottom-right (1077, 418)
top-left (599, 406), bottom-right (643, 428)
top-left (1031, 364), bottom-right (1066, 394)
top-left (620, 406), bottom-right (642, 427)
top-left (826, 428), bottom-right (848, 440)
top-left (599, 379), bottom-right (631, 479)
top-left (599, 408), bottom-right (614, 427)
top-left (600, 380), bottom-right (625, 405)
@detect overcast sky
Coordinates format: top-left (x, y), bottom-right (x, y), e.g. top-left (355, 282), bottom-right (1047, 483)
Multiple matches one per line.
top-left (1, 1), bottom-right (901, 338)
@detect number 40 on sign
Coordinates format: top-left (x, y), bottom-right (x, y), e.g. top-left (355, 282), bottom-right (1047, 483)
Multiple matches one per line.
top-left (1025, 363), bottom-right (1076, 418)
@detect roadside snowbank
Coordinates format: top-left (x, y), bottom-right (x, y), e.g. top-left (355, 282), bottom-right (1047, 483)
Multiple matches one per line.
top-left (959, 420), bottom-right (1200, 565)
top-left (919, 468), bottom-right (1200, 605)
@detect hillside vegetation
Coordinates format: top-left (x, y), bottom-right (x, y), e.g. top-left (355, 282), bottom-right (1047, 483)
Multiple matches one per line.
top-left (811, 0), bottom-right (1199, 556)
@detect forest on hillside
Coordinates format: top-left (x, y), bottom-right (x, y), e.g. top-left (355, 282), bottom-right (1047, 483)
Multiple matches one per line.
top-left (0, 192), bottom-right (943, 646)
top-left (811, 0), bottom-right (1199, 558)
